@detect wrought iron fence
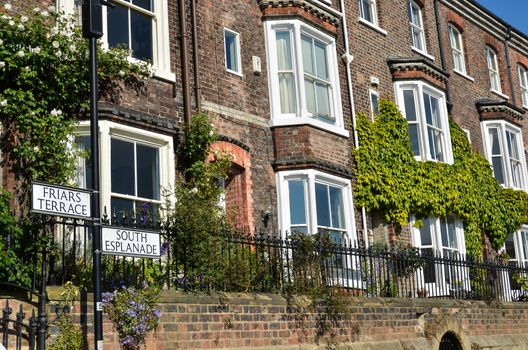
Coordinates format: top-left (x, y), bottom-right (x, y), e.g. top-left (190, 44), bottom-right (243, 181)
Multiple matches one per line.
top-left (4, 217), bottom-right (528, 302)
top-left (0, 300), bottom-right (37, 350)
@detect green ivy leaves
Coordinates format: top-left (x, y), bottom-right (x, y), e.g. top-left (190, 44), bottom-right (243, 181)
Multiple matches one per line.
top-left (353, 99), bottom-right (528, 256)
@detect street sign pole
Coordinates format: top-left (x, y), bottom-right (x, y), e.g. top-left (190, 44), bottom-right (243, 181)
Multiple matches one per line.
top-left (82, 1), bottom-right (104, 349)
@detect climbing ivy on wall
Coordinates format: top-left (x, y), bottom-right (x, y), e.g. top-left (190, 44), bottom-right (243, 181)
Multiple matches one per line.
top-left (353, 99), bottom-right (528, 256)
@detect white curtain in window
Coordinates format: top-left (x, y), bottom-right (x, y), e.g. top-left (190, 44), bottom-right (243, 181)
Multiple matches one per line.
top-left (276, 31), bottom-right (296, 114)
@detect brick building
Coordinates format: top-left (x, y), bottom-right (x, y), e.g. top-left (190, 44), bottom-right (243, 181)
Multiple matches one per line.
top-left (3, 0), bottom-right (528, 287)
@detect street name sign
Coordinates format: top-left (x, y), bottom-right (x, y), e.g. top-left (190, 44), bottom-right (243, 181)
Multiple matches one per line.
top-left (101, 226), bottom-right (161, 259)
top-left (31, 182), bottom-right (92, 219)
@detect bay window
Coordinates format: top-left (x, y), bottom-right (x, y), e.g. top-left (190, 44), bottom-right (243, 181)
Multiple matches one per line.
top-left (265, 20), bottom-right (346, 136)
top-left (482, 120), bottom-right (527, 190)
top-left (394, 81), bottom-right (453, 163)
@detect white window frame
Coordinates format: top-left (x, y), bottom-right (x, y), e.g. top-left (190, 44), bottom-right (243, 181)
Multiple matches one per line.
top-left (502, 226), bottom-right (528, 300)
top-left (518, 65), bottom-right (528, 108)
top-left (411, 216), bottom-right (468, 297)
top-left (276, 169), bottom-right (359, 287)
top-left (486, 46), bottom-right (502, 94)
top-left (224, 28), bottom-right (242, 76)
top-left (481, 120), bottom-right (528, 190)
top-left (358, 0), bottom-right (379, 27)
top-left (57, 0), bottom-right (175, 82)
top-left (264, 19), bottom-right (347, 137)
top-left (77, 121), bottom-right (175, 217)
top-left (448, 25), bottom-right (466, 75)
top-left (394, 81), bottom-right (454, 164)
top-left (409, 0), bottom-right (427, 54)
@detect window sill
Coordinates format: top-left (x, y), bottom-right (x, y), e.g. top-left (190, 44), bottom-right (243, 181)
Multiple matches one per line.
top-left (453, 69), bottom-right (474, 82)
top-left (358, 18), bottom-right (388, 36)
top-left (411, 47), bottom-right (435, 61)
top-left (226, 68), bottom-right (244, 78)
top-left (270, 117), bottom-right (350, 138)
top-left (153, 69), bottom-right (176, 83)
top-left (490, 89), bottom-right (510, 100)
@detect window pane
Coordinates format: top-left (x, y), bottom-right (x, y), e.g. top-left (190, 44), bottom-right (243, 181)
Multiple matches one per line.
top-left (131, 10), bottom-right (153, 61)
top-left (521, 231), bottom-right (528, 262)
top-left (225, 31), bottom-right (239, 72)
top-left (305, 80), bottom-right (316, 115)
top-left (288, 180), bottom-right (307, 226)
top-left (314, 41), bottom-right (328, 80)
top-left (408, 124), bottom-right (420, 156)
top-left (505, 233), bottom-right (516, 260)
top-left (276, 31), bottom-right (293, 70)
top-left (403, 90), bottom-right (417, 121)
top-left (111, 139), bottom-right (135, 196)
top-left (428, 128), bottom-right (444, 162)
top-left (107, 4), bottom-right (129, 50)
top-left (420, 218), bottom-right (433, 246)
top-left (329, 186), bottom-right (345, 229)
top-left (506, 131), bottom-right (519, 160)
top-left (111, 197), bottom-right (134, 218)
top-left (492, 156), bottom-right (506, 184)
top-left (301, 35), bottom-right (314, 76)
top-left (315, 82), bottom-right (331, 120)
top-left (279, 73), bottom-right (296, 114)
top-left (371, 92), bottom-right (379, 116)
top-left (360, 0), bottom-right (374, 22)
top-left (132, 0), bottom-right (152, 11)
top-left (137, 144), bottom-right (160, 200)
top-left (489, 128), bottom-right (501, 155)
top-left (315, 183), bottom-right (330, 228)
top-left (76, 136), bottom-right (92, 190)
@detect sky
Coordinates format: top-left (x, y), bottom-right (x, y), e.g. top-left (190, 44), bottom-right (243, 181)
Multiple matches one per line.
top-left (476, 0), bottom-right (528, 36)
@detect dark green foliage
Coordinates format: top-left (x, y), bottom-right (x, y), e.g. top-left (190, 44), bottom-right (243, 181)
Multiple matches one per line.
top-left (353, 99), bottom-right (528, 255)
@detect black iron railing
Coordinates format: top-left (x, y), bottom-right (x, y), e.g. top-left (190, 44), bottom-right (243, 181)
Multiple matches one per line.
top-left (3, 217), bottom-right (528, 302)
top-left (0, 300), bottom-right (37, 350)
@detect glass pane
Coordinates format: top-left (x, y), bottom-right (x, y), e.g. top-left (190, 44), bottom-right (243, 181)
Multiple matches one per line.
top-left (361, 0), bottom-right (373, 22)
top-left (107, 4), bottom-right (129, 50)
top-left (422, 248), bottom-right (436, 284)
top-left (428, 128), bottom-right (443, 162)
top-left (111, 197), bottom-right (134, 218)
top-left (329, 186), bottom-right (345, 229)
top-left (408, 124), bottom-right (420, 156)
top-left (279, 73), bottom-right (296, 114)
top-left (424, 93), bottom-right (432, 124)
top-left (521, 232), bottom-right (528, 262)
top-left (276, 31), bottom-right (292, 70)
top-left (505, 233), bottom-right (516, 259)
top-left (301, 35), bottom-right (314, 76)
top-left (224, 32), bottom-right (238, 72)
top-left (403, 90), bottom-right (417, 121)
top-left (131, 10), bottom-right (153, 61)
top-left (288, 180), bottom-right (306, 226)
top-left (137, 144), bottom-right (160, 200)
top-left (410, 3), bottom-right (420, 25)
top-left (492, 156), bottom-right (506, 184)
top-left (429, 95), bottom-right (440, 127)
top-left (136, 201), bottom-right (158, 222)
top-left (314, 41), bottom-right (328, 80)
top-left (133, 0), bottom-right (152, 11)
top-left (111, 138), bottom-right (135, 196)
top-left (506, 131), bottom-right (519, 160)
top-left (315, 183), bottom-right (330, 228)
top-left (76, 136), bottom-right (92, 190)
top-left (305, 80), bottom-right (316, 115)
top-left (489, 128), bottom-right (501, 155)
top-left (371, 92), bottom-right (379, 116)
top-left (315, 82), bottom-right (331, 121)
top-left (420, 218), bottom-right (433, 246)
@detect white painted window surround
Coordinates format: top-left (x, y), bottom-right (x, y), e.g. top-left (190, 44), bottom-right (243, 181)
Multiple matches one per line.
top-left (486, 46), bottom-right (502, 94)
top-left (264, 19), bottom-right (347, 137)
top-left (448, 25), bottom-right (466, 75)
top-left (57, 0), bottom-right (175, 82)
top-left (394, 81), bottom-right (453, 164)
top-left (409, 0), bottom-right (427, 54)
top-left (224, 28), bottom-right (242, 76)
top-left (77, 121), bottom-right (175, 218)
top-left (412, 216), bottom-right (468, 296)
top-left (481, 120), bottom-right (528, 191)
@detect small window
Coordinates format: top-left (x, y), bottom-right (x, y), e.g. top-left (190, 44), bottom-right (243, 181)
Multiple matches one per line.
top-left (370, 89), bottom-right (379, 118)
top-left (486, 46), bottom-right (501, 93)
top-left (518, 65), bottom-right (528, 108)
top-left (482, 120), bottom-right (527, 190)
top-left (224, 28), bottom-right (242, 75)
top-left (359, 0), bottom-right (378, 26)
top-left (409, 1), bottom-right (426, 53)
top-left (395, 81), bottom-right (453, 164)
top-left (448, 25), bottom-right (466, 74)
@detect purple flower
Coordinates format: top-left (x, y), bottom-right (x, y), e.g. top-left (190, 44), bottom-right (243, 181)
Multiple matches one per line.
top-left (160, 241), bottom-right (169, 256)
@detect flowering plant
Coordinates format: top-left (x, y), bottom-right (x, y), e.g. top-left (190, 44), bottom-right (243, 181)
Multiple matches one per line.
top-left (0, 4), bottom-right (150, 205)
top-left (102, 282), bottom-right (160, 350)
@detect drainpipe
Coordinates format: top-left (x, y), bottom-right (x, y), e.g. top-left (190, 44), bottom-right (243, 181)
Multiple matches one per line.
top-left (191, 0), bottom-right (202, 113)
top-left (433, 0), bottom-right (451, 109)
top-left (504, 25), bottom-right (516, 105)
top-left (178, 0), bottom-right (191, 125)
top-left (339, 0), bottom-right (369, 248)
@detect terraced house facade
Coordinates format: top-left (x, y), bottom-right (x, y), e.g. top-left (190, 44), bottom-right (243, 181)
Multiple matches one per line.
top-left (4, 0), bottom-right (528, 349)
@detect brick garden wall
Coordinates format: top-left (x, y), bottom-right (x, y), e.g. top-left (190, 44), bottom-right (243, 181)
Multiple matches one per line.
top-left (5, 292), bottom-right (528, 350)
